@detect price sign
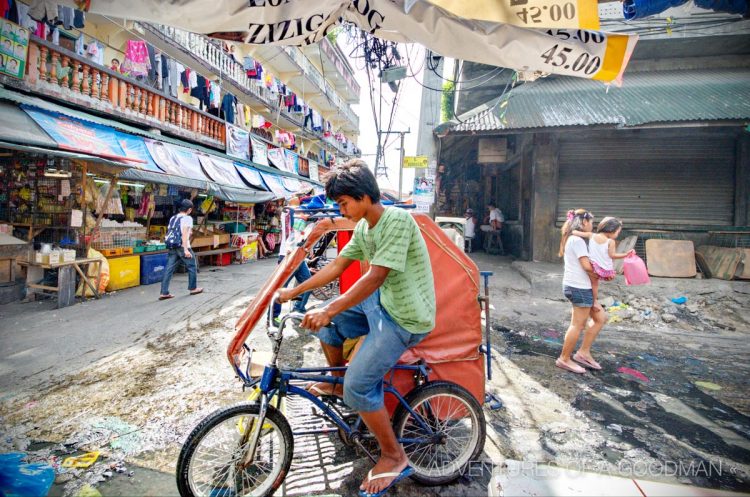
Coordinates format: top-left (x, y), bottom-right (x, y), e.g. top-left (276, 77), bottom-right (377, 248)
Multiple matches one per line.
top-left (538, 28), bottom-right (636, 82)
top-left (426, 0), bottom-right (600, 30)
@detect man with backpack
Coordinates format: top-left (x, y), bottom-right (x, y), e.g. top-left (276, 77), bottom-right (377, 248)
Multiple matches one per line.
top-left (159, 199), bottom-right (203, 300)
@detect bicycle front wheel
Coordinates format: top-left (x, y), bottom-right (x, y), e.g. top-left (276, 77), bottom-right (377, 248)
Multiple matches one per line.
top-left (392, 381), bottom-right (486, 486)
top-left (176, 403), bottom-right (293, 497)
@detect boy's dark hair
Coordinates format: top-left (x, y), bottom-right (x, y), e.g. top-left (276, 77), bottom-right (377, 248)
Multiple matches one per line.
top-left (324, 159), bottom-right (380, 203)
top-left (179, 199), bottom-right (193, 212)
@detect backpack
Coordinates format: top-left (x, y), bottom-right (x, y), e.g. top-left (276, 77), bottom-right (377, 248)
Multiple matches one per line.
top-left (165, 214), bottom-right (183, 249)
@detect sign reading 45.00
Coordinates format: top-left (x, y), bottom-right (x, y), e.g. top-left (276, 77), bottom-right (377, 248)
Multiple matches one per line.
top-left (534, 28), bottom-right (637, 82)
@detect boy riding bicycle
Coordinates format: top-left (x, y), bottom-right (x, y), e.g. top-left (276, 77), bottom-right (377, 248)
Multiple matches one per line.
top-left (278, 160), bottom-right (435, 497)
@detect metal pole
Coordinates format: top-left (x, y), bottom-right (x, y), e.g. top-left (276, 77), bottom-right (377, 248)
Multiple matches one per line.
top-left (398, 131), bottom-right (405, 201)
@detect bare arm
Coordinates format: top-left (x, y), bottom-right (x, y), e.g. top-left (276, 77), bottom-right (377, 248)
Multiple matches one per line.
top-left (609, 239), bottom-right (634, 259)
top-left (181, 223), bottom-right (192, 258)
top-left (572, 230), bottom-right (593, 239)
top-left (280, 255), bottom-right (354, 300)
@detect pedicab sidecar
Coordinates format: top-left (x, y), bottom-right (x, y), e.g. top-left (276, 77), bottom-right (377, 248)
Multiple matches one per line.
top-left (230, 212), bottom-right (485, 411)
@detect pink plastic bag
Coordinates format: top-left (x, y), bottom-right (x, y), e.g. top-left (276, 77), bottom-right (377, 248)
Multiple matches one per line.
top-left (622, 253), bottom-right (651, 286)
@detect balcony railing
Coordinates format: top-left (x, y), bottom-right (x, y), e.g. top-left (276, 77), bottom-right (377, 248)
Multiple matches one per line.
top-left (282, 45), bottom-right (359, 131)
top-left (19, 36), bottom-right (225, 146)
top-left (141, 23), bottom-right (357, 156)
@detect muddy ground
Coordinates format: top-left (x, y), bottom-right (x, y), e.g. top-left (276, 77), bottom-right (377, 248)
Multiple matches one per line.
top-left (1, 255), bottom-right (749, 496)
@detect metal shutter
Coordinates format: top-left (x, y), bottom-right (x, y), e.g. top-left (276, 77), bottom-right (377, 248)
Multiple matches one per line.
top-left (557, 133), bottom-right (736, 226)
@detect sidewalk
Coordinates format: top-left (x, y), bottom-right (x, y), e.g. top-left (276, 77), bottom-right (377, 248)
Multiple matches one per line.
top-left (490, 460), bottom-right (750, 497)
top-left (0, 259), bottom-right (279, 395)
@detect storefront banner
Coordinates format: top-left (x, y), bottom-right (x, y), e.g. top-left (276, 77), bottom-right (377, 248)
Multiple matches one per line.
top-left (22, 106), bottom-right (138, 163)
top-left (226, 123), bottom-right (250, 161)
top-left (251, 137), bottom-right (269, 167)
top-left (115, 132), bottom-right (162, 173)
top-left (267, 147), bottom-right (291, 173)
top-left (234, 163), bottom-right (267, 190)
top-left (308, 160), bottom-right (320, 182)
top-left (199, 154), bottom-right (242, 187)
top-left (259, 171), bottom-right (290, 199)
top-left (52, 0), bottom-right (638, 83)
top-left (284, 149), bottom-right (300, 175)
top-left (144, 140), bottom-right (209, 181)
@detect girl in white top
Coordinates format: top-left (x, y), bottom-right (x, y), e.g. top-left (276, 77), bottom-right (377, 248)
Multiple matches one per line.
top-left (573, 217), bottom-right (634, 281)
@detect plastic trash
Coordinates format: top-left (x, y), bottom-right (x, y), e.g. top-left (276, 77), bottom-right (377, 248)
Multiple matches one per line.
top-left (622, 253), bottom-right (651, 286)
top-left (62, 451), bottom-right (100, 469)
top-left (671, 296), bottom-right (688, 305)
top-left (0, 453), bottom-right (55, 497)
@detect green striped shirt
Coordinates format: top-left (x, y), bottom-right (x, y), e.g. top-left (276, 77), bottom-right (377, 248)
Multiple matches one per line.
top-left (340, 207), bottom-right (435, 333)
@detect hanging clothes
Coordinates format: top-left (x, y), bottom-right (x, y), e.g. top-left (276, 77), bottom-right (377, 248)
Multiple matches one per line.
top-left (74, 33), bottom-right (84, 56)
top-left (73, 9), bottom-right (84, 28)
top-left (181, 67), bottom-right (191, 93)
top-left (168, 59), bottom-right (180, 97)
top-left (209, 81), bottom-right (221, 109)
top-left (56, 5), bottom-right (74, 30)
top-left (121, 40), bottom-right (151, 77)
top-left (221, 93), bottom-right (236, 123)
top-left (86, 40), bottom-right (104, 66)
top-left (146, 44), bottom-right (158, 84)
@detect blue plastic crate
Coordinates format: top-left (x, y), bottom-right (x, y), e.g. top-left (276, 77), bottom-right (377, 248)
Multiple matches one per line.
top-left (140, 253), bottom-right (168, 285)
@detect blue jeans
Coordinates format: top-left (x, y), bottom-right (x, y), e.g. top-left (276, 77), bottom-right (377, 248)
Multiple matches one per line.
top-left (160, 247), bottom-right (197, 294)
top-left (317, 291), bottom-right (430, 412)
top-left (563, 285), bottom-right (594, 307)
top-left (272, 255), bottom-right (311, 318)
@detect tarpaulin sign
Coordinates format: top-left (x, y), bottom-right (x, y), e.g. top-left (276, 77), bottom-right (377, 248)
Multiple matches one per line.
top-left (144, 140), bottom-right (209, 180)
top-left (250, 137), bottom-right (269, 167)
top-left (234, 163), bottom-right (267, 190)
top-left (259, 171), bottom-right (290, 199)
top-left (284, 149), bottom-right (300, 174)
top-left (22, 106), bottom-right (142, 163)
top-left (267, 147), bottom-right (291, 173)
top-left (226, 123), bottom-right (250, 161)
top-left (199, 154), bottom-right (242, 187)
top-left (308, 160), bottom-right (320, 182)
top-left (115, 132), bottom-right (162, 172)
top-left (51, 0), bottom-right (638, 83)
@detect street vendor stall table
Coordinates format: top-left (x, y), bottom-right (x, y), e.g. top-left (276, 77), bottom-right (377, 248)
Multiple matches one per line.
top-left (18, 257), bottom-right (103, 308)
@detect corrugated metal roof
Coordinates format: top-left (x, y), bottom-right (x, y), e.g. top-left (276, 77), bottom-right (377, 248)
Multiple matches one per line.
top-left (447, 68), bottom-right (750, 133)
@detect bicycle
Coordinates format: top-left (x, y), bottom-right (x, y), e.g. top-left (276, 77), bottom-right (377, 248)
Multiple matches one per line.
top-left (176, 301), bottom-right (486, 497)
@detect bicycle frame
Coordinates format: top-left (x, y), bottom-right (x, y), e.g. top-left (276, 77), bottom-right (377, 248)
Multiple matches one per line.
top-left (240, 308), bottom-right (440, 465)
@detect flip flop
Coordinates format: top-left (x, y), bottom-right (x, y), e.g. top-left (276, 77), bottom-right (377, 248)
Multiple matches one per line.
top-left (358, 466), bottom-right (414, 497)
top-left (574, 353), bottom-right (602, 370)
top-left (158, 294), bottom-right (174, 301)
top-left (189, 288), bottom-right (204, 295)
top-left (555, 358), bottom-right (586, 374)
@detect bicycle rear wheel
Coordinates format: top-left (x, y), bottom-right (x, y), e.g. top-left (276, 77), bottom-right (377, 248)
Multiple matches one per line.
top-left (392, 381), bottom-right (485, 486)
top-left (176, 403), bottom-right (293, 497)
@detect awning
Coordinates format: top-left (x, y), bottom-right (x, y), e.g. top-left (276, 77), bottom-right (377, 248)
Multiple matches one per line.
top-left (22, 105), bottom-right (145, 165)
top-left (118, 167), bottom-right (208, 190)
top-left (0, 88), bottom-right (321, 184)
top-left (206, 183), bottom-right (274, 203)
top-left (0, 140), bottom-right (131, 176)
top-left (0, 102), bottom-right (57, 148)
